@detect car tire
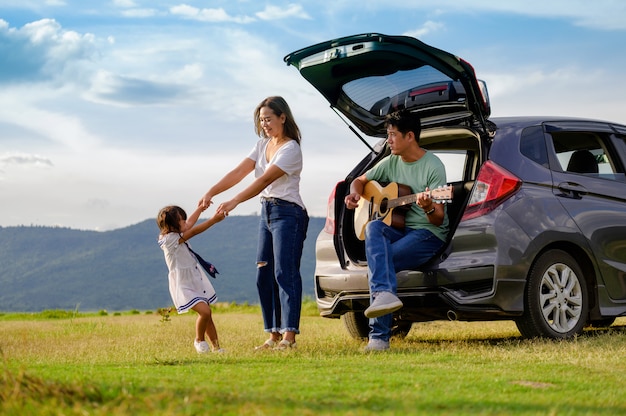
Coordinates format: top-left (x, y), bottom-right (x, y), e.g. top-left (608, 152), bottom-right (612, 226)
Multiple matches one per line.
top-left (342, 311), bottom-right (413, 340)
top-left (515, 249), bottom-right (588, 339)
top-left (343, 311), bottom-right (369, 340)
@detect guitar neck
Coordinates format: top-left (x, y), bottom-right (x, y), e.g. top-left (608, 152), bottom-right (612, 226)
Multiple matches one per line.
top-left (388, 191), bottom-right (428, 209)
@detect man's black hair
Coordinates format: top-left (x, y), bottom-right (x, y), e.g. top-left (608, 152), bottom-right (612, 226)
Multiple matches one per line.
top-left (385, 109), bottom-right (421, 140)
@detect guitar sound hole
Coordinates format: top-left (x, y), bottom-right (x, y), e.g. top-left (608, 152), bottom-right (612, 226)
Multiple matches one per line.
top-left (380, 199), bottom-right (388, 214)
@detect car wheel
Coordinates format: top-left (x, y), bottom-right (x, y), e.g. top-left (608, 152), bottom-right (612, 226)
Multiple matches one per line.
top-left (515, 249), bottom-right (588, 339)
top-left (343, 311), bottom-right (369, 340)
top-left (342, 311), bottom-right (413, 340)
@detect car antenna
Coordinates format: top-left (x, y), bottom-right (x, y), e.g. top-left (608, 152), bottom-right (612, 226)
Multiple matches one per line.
top-left (331, 106), bottom-right (376, 153)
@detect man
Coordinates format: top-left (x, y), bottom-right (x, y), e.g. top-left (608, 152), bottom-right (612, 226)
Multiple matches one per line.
top-left (344, 110), bottom-right (449, 351)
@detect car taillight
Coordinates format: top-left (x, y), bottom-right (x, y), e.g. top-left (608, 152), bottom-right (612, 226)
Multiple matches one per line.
top-left (461, 161), bottom-right (521, 221)
top-left (323, 184), bottom-right (338, 234)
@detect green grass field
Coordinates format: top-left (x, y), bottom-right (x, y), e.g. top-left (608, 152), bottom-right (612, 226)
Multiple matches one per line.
top-left (2, 303), bottom-right (626, 415)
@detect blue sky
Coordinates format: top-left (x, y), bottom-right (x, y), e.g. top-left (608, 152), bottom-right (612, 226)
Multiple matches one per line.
top-left (1, 1), bottom-right (626, 230)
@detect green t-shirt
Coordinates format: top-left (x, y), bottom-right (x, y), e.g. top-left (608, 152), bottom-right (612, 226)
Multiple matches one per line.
top-left (365, 151), bottom-right (449, 242)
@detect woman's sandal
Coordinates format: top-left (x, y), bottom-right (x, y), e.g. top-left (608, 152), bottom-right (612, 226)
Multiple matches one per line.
top-left (254, 339), bottom-right (278, 351)
top-left (274, 339), bottom-right (297, 350)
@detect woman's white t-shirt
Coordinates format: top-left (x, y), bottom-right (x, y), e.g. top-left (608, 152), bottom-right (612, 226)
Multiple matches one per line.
top-left (247, 139), bottom-right (305, 209)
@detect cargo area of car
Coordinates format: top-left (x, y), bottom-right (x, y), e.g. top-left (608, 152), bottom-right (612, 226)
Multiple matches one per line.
top-left (339, 126), bottom-right (482, 269)
top-left (339, 178), bottom-right (475, 267)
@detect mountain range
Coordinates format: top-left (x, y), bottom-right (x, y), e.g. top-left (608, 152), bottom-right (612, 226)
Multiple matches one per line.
top-left (0, 216), bottom-right (325, 312)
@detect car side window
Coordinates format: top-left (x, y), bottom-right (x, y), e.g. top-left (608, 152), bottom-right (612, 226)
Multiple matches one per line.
top-left (549, 131), bottom-right (624, 181)
top-left (520, 126), bottom-right (549, 167)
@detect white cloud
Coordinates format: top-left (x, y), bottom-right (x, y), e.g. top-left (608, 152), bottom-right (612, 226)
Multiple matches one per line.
top-left (121, 9), bottom-right (160, 18)
top-left (112, 0), bottom-right (136, 7)
top-left (170, 4), bottom-right (255, 23)
top-left (404, 21), bottom-right (446, 39)
top-left (0, 152), bottom-right (53, 167)
top-left (0, 18), bottom-right (97, 84)
top-left (476, 0), bottom-right (626, 30)
top-left (0, 87), bottom-right (101, 151)
top-left (256, 4), bottom-right (311, 20)
top-left (484, 65), bottom-right (626, 124)
top-left (402, 0), bottom-right (626, 30)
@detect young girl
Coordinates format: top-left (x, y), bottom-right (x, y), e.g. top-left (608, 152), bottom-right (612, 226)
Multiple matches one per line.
top-left (157, 205), bottom-right (226, 353)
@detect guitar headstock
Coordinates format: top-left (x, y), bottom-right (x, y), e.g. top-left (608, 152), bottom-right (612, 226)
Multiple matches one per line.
top-left (431, 185), bottom-right (453, 204)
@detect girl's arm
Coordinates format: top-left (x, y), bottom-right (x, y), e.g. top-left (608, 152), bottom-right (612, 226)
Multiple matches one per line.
top-left (199, 158), bottom-right (255, 208)
top-left (177, 206), bottom-right (203, 243)
top-left (186, 205), bottom-right (204, 229)
top-left (216, 164), bottom-right (285, 216)
top-left (179, 209), bottom-right (226, 243)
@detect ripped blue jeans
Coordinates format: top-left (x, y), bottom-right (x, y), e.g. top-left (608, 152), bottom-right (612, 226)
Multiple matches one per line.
top-left (256, 198), bottom-right (309, 334)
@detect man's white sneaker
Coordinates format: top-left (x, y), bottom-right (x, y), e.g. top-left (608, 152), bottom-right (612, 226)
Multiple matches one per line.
top-left (364, 338), bottom-right (390, 352)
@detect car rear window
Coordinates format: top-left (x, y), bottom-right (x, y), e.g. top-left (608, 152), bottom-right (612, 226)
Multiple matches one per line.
top-left (342, 66), bottom-right (463, 116)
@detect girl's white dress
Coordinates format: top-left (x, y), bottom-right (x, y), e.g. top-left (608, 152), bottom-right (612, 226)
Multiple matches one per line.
top-left (158, 232), bottom-right (217, 313)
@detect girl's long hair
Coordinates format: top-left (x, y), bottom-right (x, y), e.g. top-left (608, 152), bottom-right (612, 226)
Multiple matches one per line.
top-left (156, 205), bottom-right (186, 234)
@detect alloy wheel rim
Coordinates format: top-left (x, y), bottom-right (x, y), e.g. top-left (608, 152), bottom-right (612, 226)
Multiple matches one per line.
top-left (540, 263), bottom-right (583, 333)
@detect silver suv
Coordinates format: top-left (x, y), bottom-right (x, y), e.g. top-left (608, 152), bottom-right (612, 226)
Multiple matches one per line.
top-left (285, 33), bottom-right (626, 340)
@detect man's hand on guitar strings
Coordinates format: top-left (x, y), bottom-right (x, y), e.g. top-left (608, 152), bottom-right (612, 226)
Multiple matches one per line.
top-left (416, 187), bottom-right (433, 210)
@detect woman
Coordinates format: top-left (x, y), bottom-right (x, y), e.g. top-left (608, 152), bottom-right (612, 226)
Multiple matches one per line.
top-left (199, 96), bottom-right (308, 350)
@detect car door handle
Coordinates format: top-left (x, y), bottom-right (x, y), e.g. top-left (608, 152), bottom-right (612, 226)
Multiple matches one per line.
top-left (557, 181), bottom-right (589, 199)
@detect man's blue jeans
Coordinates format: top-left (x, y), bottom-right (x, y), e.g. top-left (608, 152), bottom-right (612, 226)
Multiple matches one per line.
top-left (365, 220), bottom-right (444, 341)
top-left (257, 198), bottom-right (309, 334)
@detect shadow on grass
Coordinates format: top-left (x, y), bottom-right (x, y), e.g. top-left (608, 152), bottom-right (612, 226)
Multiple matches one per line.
top-left (399, 322), bottom-right (626, 348)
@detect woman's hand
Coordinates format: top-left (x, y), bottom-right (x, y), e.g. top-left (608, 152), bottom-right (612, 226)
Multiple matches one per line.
top-left (199, 194), bottom-right (213, 210)
top-left (217, 199), bottom-right (238, 217)
top-left (211, 210), bottom-right (227, 222)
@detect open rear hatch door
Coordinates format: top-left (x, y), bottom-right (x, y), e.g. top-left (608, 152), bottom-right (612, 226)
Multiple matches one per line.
top-left (284, 33), bottom-right (492, 267)
top-left (284, 33), bottom-right (491, 137)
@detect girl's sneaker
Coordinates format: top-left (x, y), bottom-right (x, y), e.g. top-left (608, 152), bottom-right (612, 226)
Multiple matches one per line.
top-left (194, 340), bottom-right (210, 353)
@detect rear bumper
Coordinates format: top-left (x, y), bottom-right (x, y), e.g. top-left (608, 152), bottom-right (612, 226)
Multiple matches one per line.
top-left (315, 269), bottom-right (526, 321)
top-left (314, 206), bottom-right (529, 321)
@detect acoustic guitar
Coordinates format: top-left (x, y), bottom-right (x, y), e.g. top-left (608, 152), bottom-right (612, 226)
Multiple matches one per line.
top-left (354, 181), bottom-right (453, 240)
